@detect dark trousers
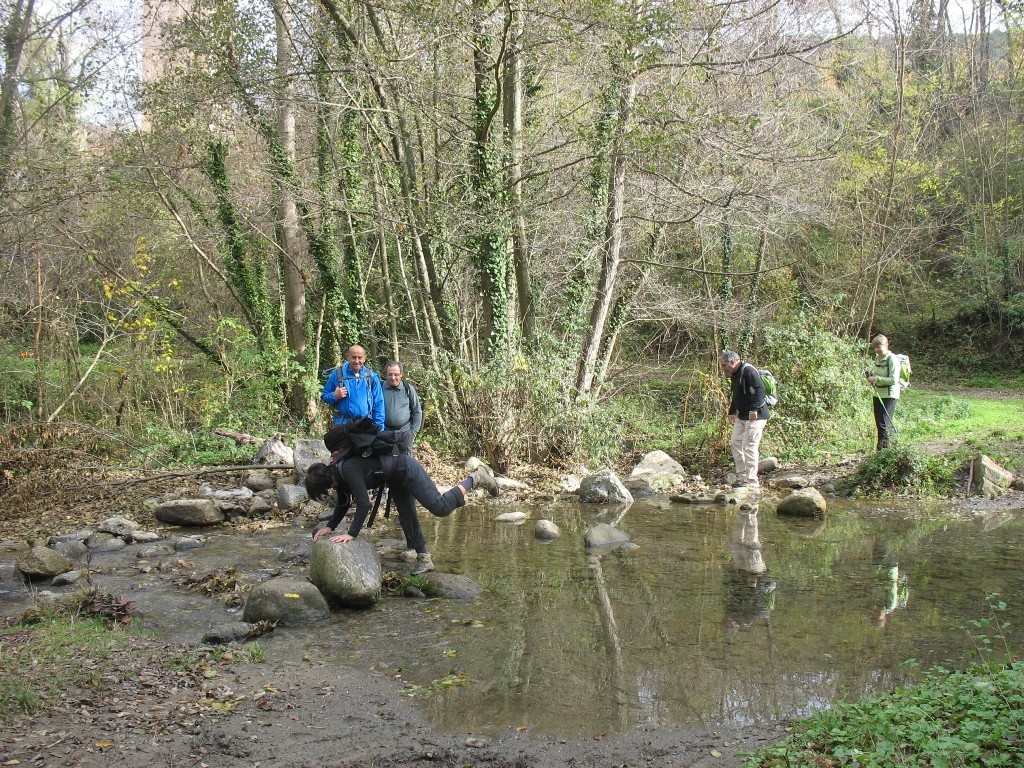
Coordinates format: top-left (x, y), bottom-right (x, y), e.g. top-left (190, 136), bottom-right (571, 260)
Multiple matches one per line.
top-left (388, 455), bottom-right (465, 553)
top-left (873, 397), bottom-right (897, 450)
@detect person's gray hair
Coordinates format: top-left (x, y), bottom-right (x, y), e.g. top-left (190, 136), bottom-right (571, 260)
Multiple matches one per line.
top-left (385, 360), bottom-right (403, 373)
top-left (720, 350), bottom-right (740, 365)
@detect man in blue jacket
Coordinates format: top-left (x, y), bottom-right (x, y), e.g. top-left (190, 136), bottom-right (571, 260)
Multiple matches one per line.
top-left (321, 345), bottom-right (385, 430)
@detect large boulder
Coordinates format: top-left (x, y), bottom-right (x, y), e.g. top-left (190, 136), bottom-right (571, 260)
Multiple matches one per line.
top-left (15, 546), bottom-right (73, 581)
top-left (293, 438), bottom-right (332, 480)
top-left (535, 520), bottom-right (561, 540)
top-left (254, 437), bottom-right (294, 467)
top-left (97, 516), bottom-right (140, 538)
top-left (277, 483), bottom-right (309, 510)
top-left (579, 470), bottom-right (634, 505)
top-left (154, 499), bottom-right (224, 526)
top-left (86, 533), bottom-right (127, 553)
top-left (584, 523), bottom-right (631, 548)
top-left (310, 538), bottom-right (382, 608)
top-left (776, 487), bottom-right (827, 518)
top-left (50, 539), bottom-right (89, 560)
top-left (242, 577), bottom-right (330, 626)
top-left (243, 469), bottom-right (278, 492)
top-left (200, 484), bottom-right (254, 502)
top-left (410, 572), bottom-right (484, 600)
top-left (626, 450), bottom-right (686, 494)
top-left (49, 529), bottom-right (93, 547)
top-left (972, 455), bottom-right (1013, 498)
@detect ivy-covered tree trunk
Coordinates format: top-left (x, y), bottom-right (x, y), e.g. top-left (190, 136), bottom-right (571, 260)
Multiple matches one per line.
top-left (471, 0), bottom-right (511, 361)
top-left (558, 73), bottom-right (616, 349)
top-left (203, 140), bottom-right (277, 350)
top-left (273, 0), bottom-right (312, 419)
top-left (503, 0), bottom-right (534, 345)
top-left (315, 0), bottom-right (452, 355)
top-left (310, 24), bottom-right (363, 365)
top-left (0, 0), bottom-right (34, 194)
top-left (720, 216), bottom-right (735, 351)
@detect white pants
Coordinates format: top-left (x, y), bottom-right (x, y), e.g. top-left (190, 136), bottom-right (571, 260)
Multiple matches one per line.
top-left (730, 418), bottom-right (767, 484)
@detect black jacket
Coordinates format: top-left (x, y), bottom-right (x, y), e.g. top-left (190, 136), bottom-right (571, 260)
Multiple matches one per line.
top-left (729, 363), bottom-right (771, 421)
top-left (327, 455), bottom-right (386, 537)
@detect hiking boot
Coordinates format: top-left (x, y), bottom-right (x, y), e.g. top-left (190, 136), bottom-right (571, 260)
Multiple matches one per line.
top-left (410, 553), bottom-right (434, 575)
top-left (471, 465), bottom-right (500, 498)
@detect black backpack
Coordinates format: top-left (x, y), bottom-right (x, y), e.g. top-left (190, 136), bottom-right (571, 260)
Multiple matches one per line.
top-left (324, 417), bottom-right (412, 480)
top-left (323, 417), bottom-right (413, 528)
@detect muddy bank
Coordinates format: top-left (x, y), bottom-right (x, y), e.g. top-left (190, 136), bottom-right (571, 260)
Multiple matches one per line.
top-left (0, 624), bottom-right (789, 768)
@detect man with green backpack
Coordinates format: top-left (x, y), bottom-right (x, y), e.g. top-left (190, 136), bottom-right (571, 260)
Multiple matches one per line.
top-left (720, 350), bottom-right (772, 489)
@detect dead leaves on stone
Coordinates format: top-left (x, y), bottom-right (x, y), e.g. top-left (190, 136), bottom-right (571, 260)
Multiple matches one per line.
top-left (172, 567), bottom-right (247, 607)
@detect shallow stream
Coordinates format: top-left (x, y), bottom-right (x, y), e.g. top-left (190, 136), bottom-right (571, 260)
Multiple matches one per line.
top-left (3, 493), bottom-right (1023, 739)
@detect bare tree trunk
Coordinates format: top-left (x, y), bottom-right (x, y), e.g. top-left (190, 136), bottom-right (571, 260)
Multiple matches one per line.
top-left (575, 64), bottom-right (637, 398)
top-left (274, 0), bottom-right (311, 419)
top-left (504, 0), bottom-right (534, 346)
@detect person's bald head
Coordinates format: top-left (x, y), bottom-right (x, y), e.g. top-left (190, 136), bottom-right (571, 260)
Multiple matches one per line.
top-left (346, 345), bottom-right (367, 373)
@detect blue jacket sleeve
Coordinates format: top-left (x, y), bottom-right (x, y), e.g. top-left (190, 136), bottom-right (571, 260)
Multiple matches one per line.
top-left (322, 368), bottom-right (340, 406)
top-left (371, 374), bottom-right (386, 432)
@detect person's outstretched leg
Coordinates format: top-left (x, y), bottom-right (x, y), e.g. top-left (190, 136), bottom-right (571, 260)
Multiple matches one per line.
top-left (465, 464), bottom-right (499, 497)
top-left (399, 455), bottom-right (467, 517)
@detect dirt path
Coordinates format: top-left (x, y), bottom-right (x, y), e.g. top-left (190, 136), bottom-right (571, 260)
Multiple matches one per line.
top-left (0, 639), bottom-right (789, 768)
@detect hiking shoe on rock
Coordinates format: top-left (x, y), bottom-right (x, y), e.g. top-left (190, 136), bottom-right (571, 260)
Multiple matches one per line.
top-left (411, 553), bottom-right (434, 575)
top-left (471, 465), bottom-right (500, 498)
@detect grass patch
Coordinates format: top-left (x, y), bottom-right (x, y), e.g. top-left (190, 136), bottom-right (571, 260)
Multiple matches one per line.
top-left (0, 610), bottom-right (128, 720)
top-left (898, 390), bottom-right (1024, 444)
top-left (896, 388), bottom-right (1024, 472)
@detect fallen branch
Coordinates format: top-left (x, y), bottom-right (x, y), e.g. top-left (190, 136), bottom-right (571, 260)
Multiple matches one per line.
top-left (105, 464), bottom-right (294, 487)
top-left (213, 428), bottom-right (269, 445)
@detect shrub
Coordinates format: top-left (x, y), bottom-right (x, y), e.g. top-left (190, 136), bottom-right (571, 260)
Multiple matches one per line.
top-left (420, 350), bottom-right (626, 472)
top-left (841, 444), bottom-right (952, 495)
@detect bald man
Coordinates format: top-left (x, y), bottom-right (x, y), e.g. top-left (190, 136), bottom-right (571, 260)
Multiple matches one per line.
top-left (321, 345), bottom-right (385, 431)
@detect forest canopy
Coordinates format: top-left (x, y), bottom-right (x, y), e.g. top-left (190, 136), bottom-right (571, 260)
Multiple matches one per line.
top-left (1, 0), bottom-right (1022, 469)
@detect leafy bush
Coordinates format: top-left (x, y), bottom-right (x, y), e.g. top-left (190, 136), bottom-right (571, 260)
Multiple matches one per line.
top-left (841, 444), bottom-right (953, 495)
top-left (421, 350), bottom-right (627, 471)
top-left (757, 315), bottom-right (865, 418)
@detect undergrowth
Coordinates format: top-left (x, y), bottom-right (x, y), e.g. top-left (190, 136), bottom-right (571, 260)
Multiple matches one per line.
top-left (745, 597), bottom-right (1022, 768)
top-left (840, 445), bottom-right (954, 496)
